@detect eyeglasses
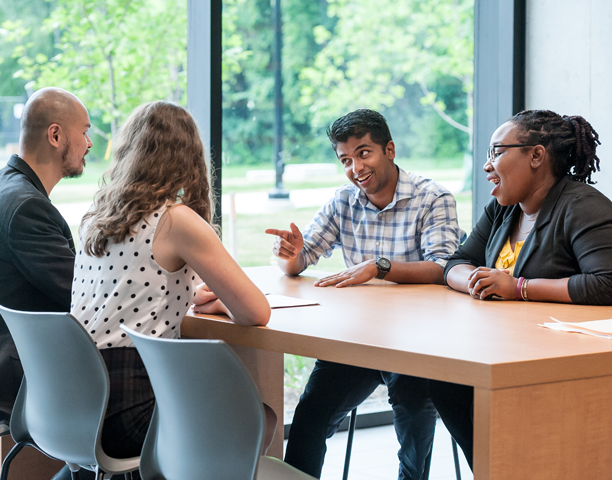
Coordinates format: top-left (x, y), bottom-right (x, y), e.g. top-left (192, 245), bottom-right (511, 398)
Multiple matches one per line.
top-left (487, 144), bottom-right (538, 163)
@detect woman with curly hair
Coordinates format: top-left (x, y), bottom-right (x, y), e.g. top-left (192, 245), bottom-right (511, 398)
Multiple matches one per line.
top-left (433, 110), bottom-right (612, 470)
top-left (58, 101), bottom-right (272, 479)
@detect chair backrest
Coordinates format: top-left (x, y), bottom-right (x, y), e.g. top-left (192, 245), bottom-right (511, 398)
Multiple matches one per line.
top-left (123, 326), bottom-right (265, 480)
top-left (0, 305), bottom-right (109, 467)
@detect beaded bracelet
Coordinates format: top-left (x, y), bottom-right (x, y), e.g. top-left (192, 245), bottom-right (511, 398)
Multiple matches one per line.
top-left (516, 277), bottom-right (525, 300)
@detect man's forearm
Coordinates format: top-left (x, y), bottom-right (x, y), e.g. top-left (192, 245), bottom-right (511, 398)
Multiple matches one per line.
top-left (278, 251), bottom-right (306, 276)
top-left (385, 260), bottom-right (445, 285)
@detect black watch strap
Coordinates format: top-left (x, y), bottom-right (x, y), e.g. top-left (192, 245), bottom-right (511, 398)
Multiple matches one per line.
top-left (375, 257), bottom-right (391, 279)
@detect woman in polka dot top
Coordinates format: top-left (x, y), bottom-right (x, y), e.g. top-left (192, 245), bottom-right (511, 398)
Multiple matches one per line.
top-left (66, 101), bottom-right (272, 476)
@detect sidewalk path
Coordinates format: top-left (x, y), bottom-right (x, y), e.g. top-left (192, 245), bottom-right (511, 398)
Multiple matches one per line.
top-left (55, 180), bottom-right (463, 226)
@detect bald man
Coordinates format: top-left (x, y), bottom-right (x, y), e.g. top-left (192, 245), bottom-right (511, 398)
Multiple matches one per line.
top-left (0, 87), bottom-right (92, 424)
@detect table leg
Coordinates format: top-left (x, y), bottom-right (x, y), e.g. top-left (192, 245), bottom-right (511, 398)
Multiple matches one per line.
top-left (228, 345), bottom-right (285, 460)
top-left (181, 325), bottom-right (286, 459)
top-left (474, 374), bottom-right (612, 479)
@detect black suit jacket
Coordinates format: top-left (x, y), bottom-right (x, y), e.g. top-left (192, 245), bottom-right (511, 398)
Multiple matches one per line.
top-left (444, 175), bottom-right (612, 305)
top-left (0, 155), bottom-right (75, 419)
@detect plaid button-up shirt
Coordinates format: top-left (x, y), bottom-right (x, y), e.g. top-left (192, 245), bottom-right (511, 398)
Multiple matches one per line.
top-left (301, 167), bottom-right (464, 270)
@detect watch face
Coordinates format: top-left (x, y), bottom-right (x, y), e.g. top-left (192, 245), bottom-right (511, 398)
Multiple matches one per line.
top-left (378, 257), bottom-right (391, 270)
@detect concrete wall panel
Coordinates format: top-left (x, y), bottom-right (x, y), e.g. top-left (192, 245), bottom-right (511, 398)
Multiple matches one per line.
top-left (526, 0), bottom-right (612, 197)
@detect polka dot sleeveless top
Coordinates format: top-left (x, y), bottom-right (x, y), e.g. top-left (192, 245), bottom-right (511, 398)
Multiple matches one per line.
top-left (71, 205), bottom-right (197, 349)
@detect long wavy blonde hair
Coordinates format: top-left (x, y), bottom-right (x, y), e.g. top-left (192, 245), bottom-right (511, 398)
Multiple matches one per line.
top-left (82, 101), bottom-right (215, 257)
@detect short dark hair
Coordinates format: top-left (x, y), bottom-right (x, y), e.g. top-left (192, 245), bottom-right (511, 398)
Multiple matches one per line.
top-left (326, 109), bottom-right (392, 151)
top-left (510, 110), bottom-right (601, 184)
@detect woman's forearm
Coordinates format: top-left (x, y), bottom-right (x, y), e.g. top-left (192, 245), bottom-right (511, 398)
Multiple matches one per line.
top-left (520, 278), bottom-right (571, 303)
top-left (446, 264), bottom-right (477, 294)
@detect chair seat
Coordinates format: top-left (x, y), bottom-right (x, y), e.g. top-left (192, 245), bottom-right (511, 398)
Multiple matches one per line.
top-left (257, 456), bottom-right (316, 480)
top-left (0, 306), bottom-right (140, 480)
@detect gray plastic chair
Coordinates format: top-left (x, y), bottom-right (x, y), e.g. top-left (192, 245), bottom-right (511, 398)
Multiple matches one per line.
top-left (122, 325), bottom-right (315, 480)
top-left (0, 305), bottom-right (139, 480)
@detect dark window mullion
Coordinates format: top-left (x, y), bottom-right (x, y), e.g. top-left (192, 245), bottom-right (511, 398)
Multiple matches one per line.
top-left (473, 0), bottom-right (526, 222)
top-left (187, 0), bottom-right (223, 228)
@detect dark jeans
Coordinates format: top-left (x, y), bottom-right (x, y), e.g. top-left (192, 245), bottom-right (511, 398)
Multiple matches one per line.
top-left (428, 380), bottom-right (474, 470)
top-left (284, 360), bottom-right (437, 480)
top-left (51, 348), bottom-right (154, 480)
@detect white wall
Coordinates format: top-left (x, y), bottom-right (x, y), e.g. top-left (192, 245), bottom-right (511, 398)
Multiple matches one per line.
top-left (526, 0), bottom-right (612, 198)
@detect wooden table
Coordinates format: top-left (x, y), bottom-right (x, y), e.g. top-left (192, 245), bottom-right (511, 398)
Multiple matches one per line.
top-left (181, 266), bottom-right (612, 480)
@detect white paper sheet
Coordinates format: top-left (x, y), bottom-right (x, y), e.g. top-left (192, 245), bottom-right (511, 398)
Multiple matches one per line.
top-left (539, 317), bottom-right (612, 339)
top-left (265, 294), bottom-right (319, 309)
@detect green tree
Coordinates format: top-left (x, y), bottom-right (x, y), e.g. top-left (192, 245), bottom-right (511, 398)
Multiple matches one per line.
top-left (300, 0), bottom-right (474, 150)
top-left (222, 0), bottom-right (332, 166)
top-left (0, 0), bottom-right (56, 96)
top-left (4, 0), bottom-right (188, 140)
top-left (0, 0), bottom-right (57, 147)
top-left (221, 0), bottom-right (473, 167)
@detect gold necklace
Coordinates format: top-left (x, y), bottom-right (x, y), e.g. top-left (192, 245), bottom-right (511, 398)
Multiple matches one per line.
top-left (518, 211), bottom-right (538, 235)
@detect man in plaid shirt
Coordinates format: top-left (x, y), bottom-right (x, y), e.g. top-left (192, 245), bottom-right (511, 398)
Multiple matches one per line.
top-left (266, 109), bottom-right (463, 480)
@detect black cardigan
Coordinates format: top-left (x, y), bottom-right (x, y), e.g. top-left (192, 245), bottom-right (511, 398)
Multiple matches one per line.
top-left (444, 175), bottom-right (612, 305)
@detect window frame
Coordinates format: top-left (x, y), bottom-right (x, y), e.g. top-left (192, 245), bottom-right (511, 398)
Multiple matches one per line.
top-left (186, 0), bottom-right (527, 430)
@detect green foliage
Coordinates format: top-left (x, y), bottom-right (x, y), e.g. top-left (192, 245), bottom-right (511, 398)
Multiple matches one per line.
top-left (284, 354), bottom-right (316, 390)
top-left (299, 0), bottom-right (474, 127)
top-left (1, 0), bottom-right (474, 165)
top-left (0, 0), bottom-right (55, 96)
top-left (222, 0), bottom-right (473, 167)
top-left (222, 0), bottom-right (334, 166)
top-left (3, 0), bottom-right (187, 139)
top-left (0, 1), bottom-right (55, 144)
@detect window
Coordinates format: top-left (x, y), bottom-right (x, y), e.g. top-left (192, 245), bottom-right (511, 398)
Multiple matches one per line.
top-left (0, 0), bottom-right (188, 237)
top-left (219, 0), bottom-right (474, 422)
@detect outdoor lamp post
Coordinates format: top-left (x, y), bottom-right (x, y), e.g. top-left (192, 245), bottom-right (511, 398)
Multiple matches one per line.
top-left (268, 0), bottom-right (289, 200)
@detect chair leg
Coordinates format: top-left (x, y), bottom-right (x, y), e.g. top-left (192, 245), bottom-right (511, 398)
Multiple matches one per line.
top-left (0, 441), bottom-right (31, 480)
top-left (342, 407), bottom-right (358, 480)
top-left (340, 411), bottom-right (460, 480)
top-left (451, 438), bottom-right (462, 480)
top-left (71, 470), bottom-right (81, 480)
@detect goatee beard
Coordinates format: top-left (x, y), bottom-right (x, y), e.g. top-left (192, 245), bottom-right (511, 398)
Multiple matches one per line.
top-left (60, 139), bottom-right (85, 179)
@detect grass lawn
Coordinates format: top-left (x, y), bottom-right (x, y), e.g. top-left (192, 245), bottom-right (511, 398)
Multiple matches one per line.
top-left (51, 156), bottom-right (469, 201)
top-left (222, 156), bottom-right (467, 194)
top-left (50, 161), bottom-right (109, 203)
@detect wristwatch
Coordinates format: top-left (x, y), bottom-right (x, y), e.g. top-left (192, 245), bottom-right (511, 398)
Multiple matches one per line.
top-left (375, 257), bottom-right (391, 280)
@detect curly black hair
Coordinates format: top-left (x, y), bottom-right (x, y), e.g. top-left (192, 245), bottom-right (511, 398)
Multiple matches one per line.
top-left (510, 110), bottom-right (601, 184)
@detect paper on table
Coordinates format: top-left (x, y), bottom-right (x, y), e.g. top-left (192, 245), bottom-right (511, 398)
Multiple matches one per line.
top-left (539, 317), bottom-right (612, 339)
top-left (265, 294), bottom-right (319, 309)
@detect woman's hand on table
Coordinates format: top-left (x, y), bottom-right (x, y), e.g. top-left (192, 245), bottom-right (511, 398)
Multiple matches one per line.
top-left (192, 283), bottom-right (230, 315)
top-left (193, 283), bottom-right (218, 305)
top-left (193, 298), bottom-right (231, 316)
top-left (467, 267), bottom-right (518, 300)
